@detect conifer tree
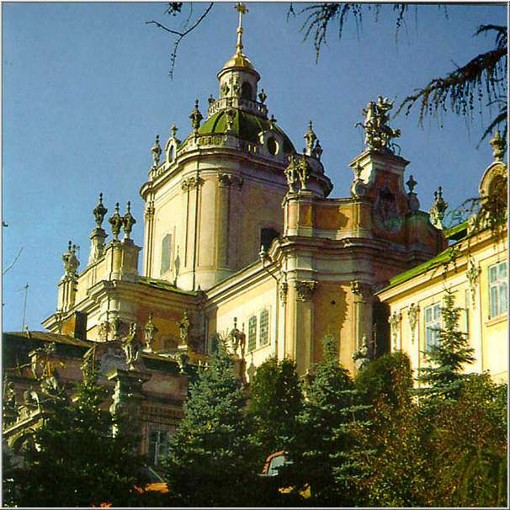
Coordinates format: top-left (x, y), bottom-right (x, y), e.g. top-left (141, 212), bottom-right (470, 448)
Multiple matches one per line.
top-left (430, 373), bottom-right (507, 507)
top-left (247, 356), bottom-right (302, 463)
top-left (285, 334), bottom-right (369, 506)
top-left (418, 290), bottom-right (475, 411)
top-left (10, 360), bottom-right (148, 507)
top-left (164, 342), bottom-right (257, 506)
top-left (354, 352), bottom-right (435, 506)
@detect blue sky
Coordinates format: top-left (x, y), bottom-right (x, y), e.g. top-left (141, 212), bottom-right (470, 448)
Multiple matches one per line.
top-left (2, 2), bottom-right (507, 332)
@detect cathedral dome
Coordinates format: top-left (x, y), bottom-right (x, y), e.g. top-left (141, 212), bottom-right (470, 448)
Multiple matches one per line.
top-left (221, 52), bottom-right (256, 73)
top-left (198, 109), bottom-right (295, 155)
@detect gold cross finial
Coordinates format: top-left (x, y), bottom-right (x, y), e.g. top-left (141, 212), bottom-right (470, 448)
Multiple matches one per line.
top-left (235, 3), bottom-right (248, 55)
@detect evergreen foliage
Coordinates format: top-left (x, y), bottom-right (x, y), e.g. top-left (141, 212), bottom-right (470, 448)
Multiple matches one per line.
top-left (355, 350), bottom-right (413, 406)
top-left (285, 334), bottom-right (370, 506)
top-left (430, 373), bottom-right (507, 507)
top-left (9, 367), bottom-right (148, 507)
top-left (247, 356), bottom-right (302, 463)
top-left (354, 352), bottom-right (435, 506)
top-left (418, 290), bottom-right (476, 411)
top-left (164, 342), bottom-right (258, 506)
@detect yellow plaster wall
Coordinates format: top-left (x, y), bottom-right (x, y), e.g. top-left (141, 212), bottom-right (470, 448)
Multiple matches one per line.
top-left (381, 233), bottom-right (508, 383)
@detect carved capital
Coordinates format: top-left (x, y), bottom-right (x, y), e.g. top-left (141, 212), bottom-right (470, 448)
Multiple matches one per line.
top-left (181, 176), bottom-right (204, 191)
top-left (144, 201), bottom-right (155, 220)
top-left (295, 280), bottom-right (317, 302)
top-left (218, 173), bottom-right (233, 188)
top-left (350, 280), bottom-right (372, 300)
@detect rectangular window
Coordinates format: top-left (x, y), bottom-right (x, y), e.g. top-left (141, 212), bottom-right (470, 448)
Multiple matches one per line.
top-left (148, 429), bottom-right (170, 466)
top-left (160, 234), bottom-right (172, 275)
top-left (489, 261), bottom-right (507, 318)
top-left (259, 309), bottom-right (269, 346)
top-left (248, 316), bottom-right (257, 351)
top-left (424, 303), bottom-right (441, 351)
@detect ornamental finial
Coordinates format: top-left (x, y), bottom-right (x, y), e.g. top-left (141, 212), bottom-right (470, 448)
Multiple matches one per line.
top-left (170, 124), bottom-right (178, 138)
top-left (189, 99), bottom-right (203, 132)
top-left (490, 130), bottom-right (506, 161)
top-left (122, 201), bottom-right (136, 240)
top-left (93, 193), bottom-right (108, 229)
top-left (234, 3), bottom-right (248, 55)
top-left (109, 202), bottom-right (123, 240)
top-left (304, 121), bottom-right (317, 155)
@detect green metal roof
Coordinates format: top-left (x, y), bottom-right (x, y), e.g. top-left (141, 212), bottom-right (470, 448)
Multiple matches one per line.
top-left (198, 109), bottom-right (295, 154)
top-left (385, 247), bottom-right (456, 289)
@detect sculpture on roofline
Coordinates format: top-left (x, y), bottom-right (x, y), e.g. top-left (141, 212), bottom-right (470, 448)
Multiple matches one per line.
top-left (358, 96), bottom-right (401, 153)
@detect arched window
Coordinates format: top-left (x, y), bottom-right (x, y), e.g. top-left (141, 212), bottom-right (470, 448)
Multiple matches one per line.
top-left (241, 81), bottom-right (253, 100)
top-left (160, 234), bottom-right (172, 275)
top-left (260, 228), bottom-right (280, 251)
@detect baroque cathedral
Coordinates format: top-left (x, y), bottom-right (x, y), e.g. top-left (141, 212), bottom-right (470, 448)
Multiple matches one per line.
top-left (4, 4), bottom-right (507, 462)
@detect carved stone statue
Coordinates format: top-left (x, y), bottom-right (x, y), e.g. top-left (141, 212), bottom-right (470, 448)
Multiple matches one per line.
top-left (229, 317), bottom-right (246, 359)
top-left (143, 313), bottom-right (158, 352)
top-left (122, 322), bottom-right (140, 370)
top-left (62, 241), bottom-right (79, 277)
top-left (285, 155), bottom-right (299, 193)
top-left (178, 310), bottom-right (190, 347)
top-left (358, 96), bottom-right (401, 153)
top-left (296, 156), bottom-right (311, 191)
top-left (151, 135), bottom-right (162, 168)
top-left (352, 336), bottom-right (370, 370)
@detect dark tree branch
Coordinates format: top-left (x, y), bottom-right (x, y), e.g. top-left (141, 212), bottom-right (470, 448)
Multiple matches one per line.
top-left (298, 3), bottom-right (410, 62)
top-left (396, 25), bottom-right (507, 142)
top-left (147, 2), bottom-right (214, 79)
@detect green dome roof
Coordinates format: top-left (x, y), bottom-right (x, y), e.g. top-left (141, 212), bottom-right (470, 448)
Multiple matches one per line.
top-left (198, 109), bottom-right (295, 154)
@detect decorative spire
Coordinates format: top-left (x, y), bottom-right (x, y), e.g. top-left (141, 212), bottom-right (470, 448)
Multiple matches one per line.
top-left (304, 121), bottom-right (317, 155)
top-left (490, 130), bottom-right (505, 161)
top-left (234, 3), bottom-right (249, 56)
top-left (170, 124), bottom-right (178, 138)
top-left (189, 99), bottom-right (203, 132)
top-left (406, 175), bottom-right (420, 212)
top-left (122, 201), bottom-right (136, 240)
top-left (406, 175), bottom-right (417, 194)
top-left (109, 202), bottom-right (123, 240)
top-left (151, 135), bottom-right (162, 168)
top-left (93, 193), bottom-right (108, 229)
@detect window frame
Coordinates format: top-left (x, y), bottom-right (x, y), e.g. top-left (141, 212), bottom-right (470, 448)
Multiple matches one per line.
top-left (148, 428), bottom-right (170, 466)
top-left (488, 261), bottom-right (507, 319)
top-left (424, 302), bottom-right (441, 352)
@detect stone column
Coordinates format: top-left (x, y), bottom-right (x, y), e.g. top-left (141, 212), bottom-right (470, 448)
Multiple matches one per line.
top-left (107, 368), bottom-right (151, 443)
top-left (217, 173), bottom-right (232, 269)
top-left (293, 279), bottom-right (317, 374)
top-left (143, 200), bottom-right (155, 277)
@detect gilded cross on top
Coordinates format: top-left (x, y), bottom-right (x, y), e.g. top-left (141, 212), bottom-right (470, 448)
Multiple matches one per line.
top-left (235, 3), bottom-right (248, 54)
